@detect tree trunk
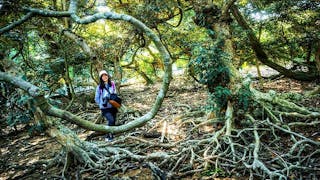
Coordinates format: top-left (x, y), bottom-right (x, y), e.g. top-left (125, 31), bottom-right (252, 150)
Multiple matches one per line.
top-left (114, 56), bottom-right (123, 93)
top-left (192, 1), bottom-right (240, 128)
top-left (134, 61), bottom-right (154, 85)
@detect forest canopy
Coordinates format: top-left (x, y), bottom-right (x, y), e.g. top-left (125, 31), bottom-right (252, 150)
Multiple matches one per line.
top-left (1, 0), bottom-right (319, 179)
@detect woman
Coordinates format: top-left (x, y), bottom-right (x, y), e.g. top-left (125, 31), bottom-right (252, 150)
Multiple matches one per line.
top-left (95, 70), bottom-right (118, 141)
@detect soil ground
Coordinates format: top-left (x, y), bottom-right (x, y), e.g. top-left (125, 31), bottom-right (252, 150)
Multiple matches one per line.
top-left (0, 73), bottom-right (319, 179)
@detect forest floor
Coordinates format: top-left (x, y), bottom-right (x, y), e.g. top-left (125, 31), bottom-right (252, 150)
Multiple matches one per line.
top-left (1, 71), bottom-right (319, 179)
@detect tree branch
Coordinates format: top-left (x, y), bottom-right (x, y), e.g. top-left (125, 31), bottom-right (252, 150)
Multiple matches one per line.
top-left (230, 5), bottom-right (319, 81)
top-left (0, 12), bottom-right (34, 35)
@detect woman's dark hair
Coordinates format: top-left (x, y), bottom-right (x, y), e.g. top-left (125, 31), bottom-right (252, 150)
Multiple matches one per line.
top-left (99, 74), bottom-right (111, 89)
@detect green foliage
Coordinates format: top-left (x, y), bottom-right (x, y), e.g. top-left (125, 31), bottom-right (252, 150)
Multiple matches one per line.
top-left (7, 112), bottom-right (31, 127)
top-left (190, 37), bottom-right (231, 86)
top-left (28, 122), bottom-right (45, 135)
top-left (7, 94), bottom-right (33, 127)
top-left (5, 94), bottom-right (46, 135)
top-left (174, 59), bottom-right (188, 69)
top-left (236, 84), bottom-right (253, 112)
top-left (190, 37), bottom-right (232, 114)
top-left (207, 86), bottom-right (231, 114)
top-left (233, 0), bottom-right (320, 69)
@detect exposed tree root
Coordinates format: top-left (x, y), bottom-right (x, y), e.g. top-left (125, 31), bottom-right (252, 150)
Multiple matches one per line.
top-left (46, 106), bottom-right (320, 179)
top-left (97, 89), bottom-right (318, 179)
top-left (3, 73), bottom-right (318, 179)
top-left (19, 84), bottom-right (316, 179)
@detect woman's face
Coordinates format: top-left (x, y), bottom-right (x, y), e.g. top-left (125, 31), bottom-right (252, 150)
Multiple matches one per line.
top-left (101, 74), bottom-right (108, 82)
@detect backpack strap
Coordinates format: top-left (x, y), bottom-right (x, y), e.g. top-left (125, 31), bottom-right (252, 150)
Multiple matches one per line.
top-left (111, 81), bottom-right (116, 93)
top-left (99, 85), bottom-right (108, 95)
top-left (100, 82), bottom-right (116, 95)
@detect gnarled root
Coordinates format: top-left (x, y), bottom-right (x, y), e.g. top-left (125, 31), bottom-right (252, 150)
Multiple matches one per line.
top-left (44, 88), bottom-right (319, 179)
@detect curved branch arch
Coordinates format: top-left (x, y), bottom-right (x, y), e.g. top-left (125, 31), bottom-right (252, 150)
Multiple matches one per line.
top-left (0, 1), bottom-right (172, 134)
